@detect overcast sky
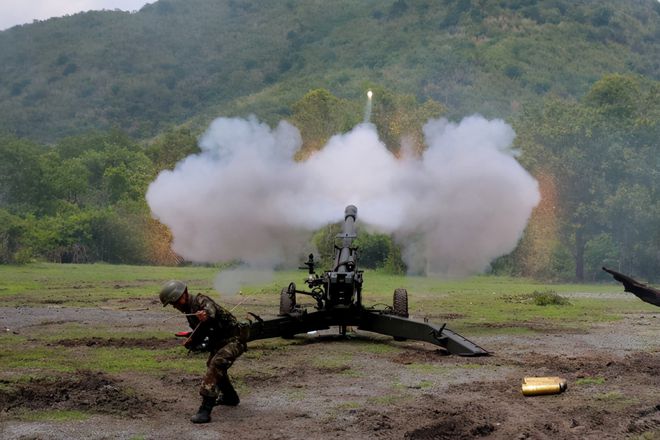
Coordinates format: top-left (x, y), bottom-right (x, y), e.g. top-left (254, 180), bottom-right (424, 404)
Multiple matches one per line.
top-left (0, 1), bottom-right (153, 31)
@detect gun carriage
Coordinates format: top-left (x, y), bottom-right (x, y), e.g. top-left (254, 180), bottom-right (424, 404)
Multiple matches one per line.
top-left (246, 205), bottom-right (488, 356)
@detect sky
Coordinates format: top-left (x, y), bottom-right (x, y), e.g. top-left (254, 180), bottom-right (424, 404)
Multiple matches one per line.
top-left (0, 1), bottom-right (152, 31)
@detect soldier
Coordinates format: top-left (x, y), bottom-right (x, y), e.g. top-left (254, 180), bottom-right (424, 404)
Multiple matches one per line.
top-left (160, 280), bottom-right (248, 424)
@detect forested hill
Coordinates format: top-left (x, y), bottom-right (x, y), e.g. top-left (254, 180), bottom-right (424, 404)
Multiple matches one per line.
top-left (1, 0), bottom-right (659, 142)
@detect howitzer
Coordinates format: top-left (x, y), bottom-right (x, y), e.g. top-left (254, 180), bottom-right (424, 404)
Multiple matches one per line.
top-left (603, 267), bottom-right (660, 307)
top-left (246, 205), bottom-right (488, 356)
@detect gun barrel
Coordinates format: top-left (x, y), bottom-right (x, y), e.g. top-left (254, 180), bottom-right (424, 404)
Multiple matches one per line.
top-left (341, 205), bottom-right (357, 247)
top-left (344, 205), bottom-right (357, 221)
top-left (334, 205), bottom-right (358, 272)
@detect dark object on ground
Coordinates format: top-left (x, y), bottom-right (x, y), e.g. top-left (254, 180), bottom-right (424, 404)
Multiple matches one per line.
top-left (603, 267), bottom-right (660, 307)
top-left (190, 396), bottom-right (215, 423)
top-left (246, 205), bottom-right (488, 356)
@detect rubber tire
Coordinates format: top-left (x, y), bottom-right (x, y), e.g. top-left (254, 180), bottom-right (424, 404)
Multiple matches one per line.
top-left (393, 288), bottom-right (409, 318)
top-left (279, 283), bottom-right (296, 339)
top-left (279, 284), bottom-right (296, 316)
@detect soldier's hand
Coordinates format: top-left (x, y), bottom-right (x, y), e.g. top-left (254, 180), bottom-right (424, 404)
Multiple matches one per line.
top-left (196, 310), bottom-right (208, 322)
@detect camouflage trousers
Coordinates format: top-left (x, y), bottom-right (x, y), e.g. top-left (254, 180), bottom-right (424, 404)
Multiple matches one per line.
top-left (199, 335), bottom-right (247, 398)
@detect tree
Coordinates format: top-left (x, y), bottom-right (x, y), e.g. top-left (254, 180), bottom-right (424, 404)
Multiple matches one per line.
top-left (368, 86), bottom-right (445, 156)
top-left (41, 152), bottom-right (90, 206)
top-left (0, 134), bottom-right (49, 213)
top-left (0, 209), bottom-right (27, 263)
top-left (583, 74), bottom-right (640, 119)
top-left (145, 127), bottom-right (200, 171)
top-left (290, 89), bottom-right (359, 158)
top-left (355, 231), bottom-right (391, 269)
top-left (516, 75), bottom-right (660, 280)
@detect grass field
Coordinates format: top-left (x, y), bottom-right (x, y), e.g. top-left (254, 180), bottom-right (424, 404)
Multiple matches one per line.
top-left (0, 262), bottom-right (644, 376)
top-left (1, 263), bottom-right (658, 438)
top-left (0, 262), bottom-right (638, 323)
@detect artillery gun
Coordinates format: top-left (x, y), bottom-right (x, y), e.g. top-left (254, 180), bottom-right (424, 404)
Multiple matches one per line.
top-left (246, 205), bottom-right (488, 356)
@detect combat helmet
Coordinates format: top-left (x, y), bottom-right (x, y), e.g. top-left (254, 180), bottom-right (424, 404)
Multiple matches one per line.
top-left (160, 280), bottom-right (187, 306)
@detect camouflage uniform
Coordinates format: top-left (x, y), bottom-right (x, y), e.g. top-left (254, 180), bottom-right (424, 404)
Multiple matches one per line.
top-left (184, 293), bottom-right (248, 399)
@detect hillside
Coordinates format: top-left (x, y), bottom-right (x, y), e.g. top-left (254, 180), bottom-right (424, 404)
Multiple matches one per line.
top-left (0, 0), bottom-right (658, 142)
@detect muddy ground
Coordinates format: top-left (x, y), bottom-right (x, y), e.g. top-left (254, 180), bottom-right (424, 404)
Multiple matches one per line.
top-left (1, 299), bottom-right (658, 440)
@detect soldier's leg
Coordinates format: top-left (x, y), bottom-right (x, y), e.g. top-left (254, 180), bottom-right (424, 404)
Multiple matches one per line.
top-left (205, 337), bottom-right (246, 406)
top-left (190, 351), bottom-right (220, 423)
top-left (216, 371), bottom-right (239, 406)
top-left (190, 395), bottom-right (215, 424)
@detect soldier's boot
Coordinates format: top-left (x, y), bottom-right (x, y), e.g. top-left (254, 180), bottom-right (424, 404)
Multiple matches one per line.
top-left (215, 377), bottom-right (240, 406)
top-left (190, 396), bottom-right (215, 424)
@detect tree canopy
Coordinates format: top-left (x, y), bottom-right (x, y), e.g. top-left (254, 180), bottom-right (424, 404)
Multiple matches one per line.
top-left (0, 0), bottom-right (657, 143)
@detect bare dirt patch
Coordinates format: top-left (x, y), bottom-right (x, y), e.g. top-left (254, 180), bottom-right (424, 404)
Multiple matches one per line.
top-left (1, 305), bottom-right (658, 439)
top-left (0, 371), bottom-right (156, 416)
top-left (52, 336), bottom-right (177, 349)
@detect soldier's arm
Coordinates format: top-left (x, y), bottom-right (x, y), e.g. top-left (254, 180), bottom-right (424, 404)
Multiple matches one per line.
top-left (197, 295), bottom-right (218, 320)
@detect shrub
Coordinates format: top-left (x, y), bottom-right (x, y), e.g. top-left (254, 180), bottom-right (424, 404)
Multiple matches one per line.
top-left (531, 290), bottom-right (570, 306)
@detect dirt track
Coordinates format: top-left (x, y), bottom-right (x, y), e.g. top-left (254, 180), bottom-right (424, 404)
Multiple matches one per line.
top-left (1, 304), bottom-right (658, 439)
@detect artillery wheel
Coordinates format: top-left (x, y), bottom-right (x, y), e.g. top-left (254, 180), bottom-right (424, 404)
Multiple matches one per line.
top-left (279, 283), bottom-right (296, 316)
top-left (393, 288), bottom-right (409, 341)
top-left (279, 283), bottom-right (297, 339)
top-left (393, 288), bottom-right (409, 318)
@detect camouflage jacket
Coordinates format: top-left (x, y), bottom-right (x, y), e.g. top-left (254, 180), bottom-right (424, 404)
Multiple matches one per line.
top-left (185, 293), bottom-right (239, 346)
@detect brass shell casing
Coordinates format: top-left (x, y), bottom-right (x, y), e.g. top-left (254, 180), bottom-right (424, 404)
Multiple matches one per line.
top-left (521, 377), bottom-right (567, 396)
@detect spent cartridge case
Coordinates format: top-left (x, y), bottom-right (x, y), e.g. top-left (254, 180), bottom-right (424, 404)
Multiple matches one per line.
top-left (521, 377), bottom-right (567, 396)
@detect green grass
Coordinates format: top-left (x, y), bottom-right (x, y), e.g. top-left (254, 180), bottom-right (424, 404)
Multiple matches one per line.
top-left (349, 340), bottom-right (402, 355)
top-left (630, 432), bottom-right (660, 440)
top-left (311, 353), bottom-right (353, 370)
top-left (81, 347), bottom-right (204, 374)
top-left (0, 262), bottom-right (220, 305)
top-left (0, 344), bottom-right (76, 373)
top-left (503, 290), bottom-right (571, 306)
top-left (17, 409), bottom-right (90, 422)
top-left (416, 380), bottom-right (434, 389)
top-left (593, 391), bottom-right (638, 408)
top-left (0, 336), bottom-right (204, 376)
top-left (575, 377), bottom-right (606, 386)
top-left (335, 401), bottom-right (361, 410)
top-left (0, 262), bottom-right (652, 382)
top-left (367, 394), bottom-right (405, 406)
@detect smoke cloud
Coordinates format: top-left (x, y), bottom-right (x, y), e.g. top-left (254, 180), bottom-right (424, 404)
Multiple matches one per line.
top-left (146, 114), bottom-right (540, 290)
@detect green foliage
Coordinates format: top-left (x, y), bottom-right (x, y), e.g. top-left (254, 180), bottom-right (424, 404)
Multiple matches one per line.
top-left (0, 209), bottom-right (27, 263)
top-left (145, 127), bottom-right (200, 171)
top-left (312, 223), bottom-right (405, 271)
top-left (584, 74), bottom-right (641, 119)
top-left (530, 290), bottom-right (570, 306)
top-left (501, 290), bottom-right (570, 306)
top-left (290, 88), bottom-right (360, 158)
top-left (0, 134), bottom-right (49, 213)
top-left (584, 234), bottom-right (618, 281)
top-left (368, 86), bottom-right (445, 155)
top-left (383, 241), bottom-right (407, 275)
top-left (0, 2), bottom-right (657, 282)
top-left (311, 222), bottom-right (342, 268)
top-left (575, 376), bottom-right (606, 385)
top-left (0, 0), bottom-right (658, 142)
top-left (355, 231), bottom-right (390, 269)
top-left (17, 409), bottom-right (89, 422)
top-left (515, 74), bottom-right (659, 280)
top-left (0, 129), bottom-right (162, 264)
top-left (549, 244), bottom-right (575, 281)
